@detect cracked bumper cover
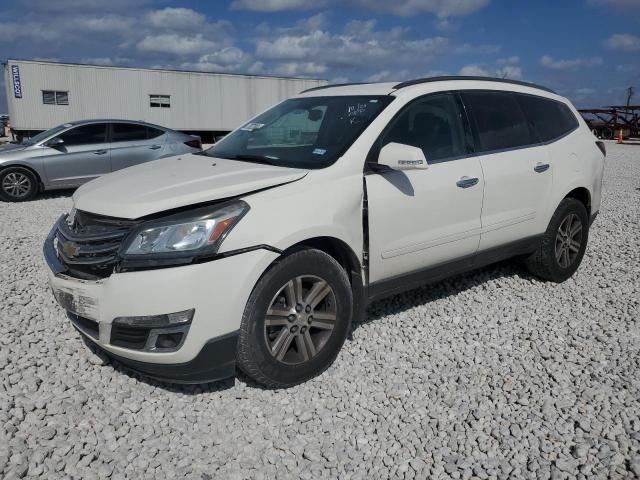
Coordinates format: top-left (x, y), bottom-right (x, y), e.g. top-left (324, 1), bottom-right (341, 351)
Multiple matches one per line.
top-left (43, 223), bottom-right (280, 383)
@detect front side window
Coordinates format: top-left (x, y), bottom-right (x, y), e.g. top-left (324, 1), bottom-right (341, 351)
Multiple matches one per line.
top-left (150, 94), bottom-right (170, 108)
top-left (111, 123), bottom-right (149, 142)
top-left (206, 96), bottom-right (394, 169)
top-left (58, 124), bottom-right (107, 146)
top-left (43, 90), bottom-right (69, 105)
top-left (379, 93), bottom-right (467, 163)
top-left (462, 91), bottom-right (535, 153)
top-left (515, 94), bottom-right (578, 142)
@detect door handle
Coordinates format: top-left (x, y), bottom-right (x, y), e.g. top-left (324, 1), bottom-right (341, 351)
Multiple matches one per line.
top-left (534, 163), bottom-right (550, 173)
top-left (456, 176), bottom-right (479, 188)
top-left (93, 150), bottom-right (107, 155)
top-left (149, 145), bottom-right (162, 150)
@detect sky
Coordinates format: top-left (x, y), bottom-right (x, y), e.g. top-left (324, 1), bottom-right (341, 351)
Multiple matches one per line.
top-left (1, 0), bottom-right (639, 113)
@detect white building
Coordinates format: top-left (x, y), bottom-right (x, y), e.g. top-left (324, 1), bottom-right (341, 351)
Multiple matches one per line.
top-left (4, 59), bottom-right (326, 140)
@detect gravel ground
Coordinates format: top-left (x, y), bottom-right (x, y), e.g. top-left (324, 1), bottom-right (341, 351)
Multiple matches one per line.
top-left (1, 142), bottom-right (639, 479)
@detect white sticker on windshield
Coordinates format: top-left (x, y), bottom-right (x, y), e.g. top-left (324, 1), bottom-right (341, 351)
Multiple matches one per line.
top-left (63, 123), bottom-right (73, 127)
top-left (313, 148), bottom-right (327, 155)
top-left (241, 122), bottom-right (265, 131)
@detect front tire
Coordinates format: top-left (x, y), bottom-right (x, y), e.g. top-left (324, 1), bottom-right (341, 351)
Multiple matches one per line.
top-left (0, 167), bottom-right (38, 202)
top-left (237, 248), bottom-right (352, 388)
top-left (526, 198), bottom-right (589, 282)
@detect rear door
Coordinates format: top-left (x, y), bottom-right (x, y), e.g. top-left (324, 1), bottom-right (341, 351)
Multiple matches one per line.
top-left (42, 123), bottom-right (110, 187)
top-left (462, 91), bottom-right (552, 251)
top-left (109, 123), bottom-right (168, 171)
top-left (366, 92), bottom-right (484, 283)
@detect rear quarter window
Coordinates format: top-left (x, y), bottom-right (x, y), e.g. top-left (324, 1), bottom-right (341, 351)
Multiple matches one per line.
top-left (462, 91), bottom-right (536, 153)
top-left (515, 94), bottom-right (578, 142)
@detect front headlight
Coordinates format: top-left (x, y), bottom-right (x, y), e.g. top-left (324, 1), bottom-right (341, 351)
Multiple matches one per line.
top-left (123, 200), bottom-right (249, 257)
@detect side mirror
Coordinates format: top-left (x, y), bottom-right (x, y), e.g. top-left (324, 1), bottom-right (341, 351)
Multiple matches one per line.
top-left (377, 142), bottom-right (428, 171)
top-left (46, 137), bottom-right (64, 148)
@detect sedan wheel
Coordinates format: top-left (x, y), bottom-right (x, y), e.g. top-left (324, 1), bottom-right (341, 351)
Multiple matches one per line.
top-left (0, 168), bottom-right (38, 201)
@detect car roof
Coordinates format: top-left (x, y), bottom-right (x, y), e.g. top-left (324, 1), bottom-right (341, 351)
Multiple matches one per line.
top-left (61, 119), bottom-right (170, 130)
top-left (297, 76), bottom-right (561, 100)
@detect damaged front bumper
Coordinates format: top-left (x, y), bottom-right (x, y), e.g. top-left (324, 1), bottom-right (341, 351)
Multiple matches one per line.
top-left (43, 219), bottom-right (279, 383)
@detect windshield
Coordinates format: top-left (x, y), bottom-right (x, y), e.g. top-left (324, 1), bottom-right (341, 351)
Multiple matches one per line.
top-left (22, 124), bottom-right (69, 145)
top-left (205, 96), bottom-right (393, 169)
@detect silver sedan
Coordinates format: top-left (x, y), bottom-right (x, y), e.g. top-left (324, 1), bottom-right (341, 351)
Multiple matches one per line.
top-left (0, 119), bottom-right (201, 201)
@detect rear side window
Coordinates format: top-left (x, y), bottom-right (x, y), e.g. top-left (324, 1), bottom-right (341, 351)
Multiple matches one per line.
top-left (462, 91), bottom-right (535, 153)
top-left (147, 127), bottom-right (164, 139)
top-left (111, 123), bottom-right (148, 142)
top-left (380, 93), bottom-right (466, 162)
top-left (58, 124), bottom-right (107, 146)
top-left (516, 94), bottom-right (578, 142)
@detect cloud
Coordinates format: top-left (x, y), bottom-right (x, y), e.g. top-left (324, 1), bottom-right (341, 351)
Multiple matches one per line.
top-left (255, 19), bottom-right (448, 72)
top-left (146, 8), bottom-right (206, 29)
top-left (230, 0), bottom-right (327, 11)
top-left (345, 0), bottom-right (491, 17)
top-left (540, 55), bottom-right (603, 70)
top-left (137, 34), bottom-right (221, 56)
top-left (458, 62), bottom-right (522, 79)
top-left (81, 57), bottom-right (133, 66)
top-left (458, 64), bottom-right (490, 76)
top-left (496, 65), bottom-right (522, 79)
top-left (231, 0), bottom-right (490, 17)
top-left (69, 14), bottom-right (137, 33)
top-left (454, 43), bottom-right (501, 54)
top-left (272, 62), bottom-right (328, 76)
top-left (366, 69), bottom-right (411, 82)
top-left (605, 33), bottom-right (640, 51)
top-left (180, 47), bottom-right (252, 73)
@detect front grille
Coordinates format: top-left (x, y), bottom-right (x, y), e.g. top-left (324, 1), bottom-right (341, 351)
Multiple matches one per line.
top-left (111, 324), bottom-right (150, 350)
top-left (68, 312), bottom-right (99, 339)
top-left (55, 210), bottom-right (139, 279)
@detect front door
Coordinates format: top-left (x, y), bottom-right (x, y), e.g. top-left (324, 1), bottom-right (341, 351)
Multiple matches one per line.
top-left (366, 93), bottom-right (484, 283)
top-left (42, 123), bottom-right (110, 187)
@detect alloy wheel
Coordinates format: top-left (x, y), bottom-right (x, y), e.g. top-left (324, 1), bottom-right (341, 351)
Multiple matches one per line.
top-left (2, 172), bottom-right (32, 198)
top-left (264, 275), bottom-right (337, 365)
top-left (555, 213), bottom-right (583, 269)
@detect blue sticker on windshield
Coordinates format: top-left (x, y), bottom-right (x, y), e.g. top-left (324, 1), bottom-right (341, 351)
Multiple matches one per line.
top-left (313, 148), bottom-right (327, 155)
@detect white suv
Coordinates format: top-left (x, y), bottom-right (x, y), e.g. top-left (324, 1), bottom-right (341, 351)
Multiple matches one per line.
top-left (44, 77), bottom-right (605, 388)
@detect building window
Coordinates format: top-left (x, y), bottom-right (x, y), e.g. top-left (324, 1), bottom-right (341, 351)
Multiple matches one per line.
top-left (42, 90), bottom-right (69, 105)
top-left (150, 94), bottom-right (170, 108)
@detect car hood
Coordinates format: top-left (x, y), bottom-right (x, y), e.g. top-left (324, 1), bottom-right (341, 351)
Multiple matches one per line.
top-left (0, 143), bottom-right (26, 154)
top-left (73, 153), bottom-right (308, 219)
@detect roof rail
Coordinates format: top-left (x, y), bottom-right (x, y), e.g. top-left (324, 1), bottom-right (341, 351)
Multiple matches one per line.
top-left (300, 82), bottom-right (369, 94)
top-left (393, 76), bottom-right (557, 94)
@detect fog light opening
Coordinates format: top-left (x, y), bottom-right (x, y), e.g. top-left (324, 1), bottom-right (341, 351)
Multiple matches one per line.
top-left (155, 332), bottom-right (184, 350)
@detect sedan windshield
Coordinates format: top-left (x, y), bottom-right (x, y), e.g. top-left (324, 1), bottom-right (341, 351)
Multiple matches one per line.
top-left (22, 124), bottom-right (69, 146)
top-left (204, 96), bottom-right (393, 169)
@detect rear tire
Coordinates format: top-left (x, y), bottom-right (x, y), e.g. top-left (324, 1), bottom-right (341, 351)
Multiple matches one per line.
top-left (526, 198), bottom-right (589, 282)
top-left (0, 167), bottom-right (38, 202)
top-left (237, 248), bottom-right (352, 388)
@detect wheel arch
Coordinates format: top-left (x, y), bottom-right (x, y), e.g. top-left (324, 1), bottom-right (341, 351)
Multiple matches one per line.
top-left (277, 236), bottom-right (366, 322)
top-left (563, 186), bottom-right (591, 216)
top-left (0, 163), bottom-right (44, 191)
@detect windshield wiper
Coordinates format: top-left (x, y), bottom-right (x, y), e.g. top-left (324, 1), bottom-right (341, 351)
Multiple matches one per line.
top-left (215, 154), bottom-right (280, 165)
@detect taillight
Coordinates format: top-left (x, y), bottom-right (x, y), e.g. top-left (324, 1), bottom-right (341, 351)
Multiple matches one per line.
top-left (184, 138), bottom-right (202, 150)
top-left (595, 140), bottom-right (606, 157)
